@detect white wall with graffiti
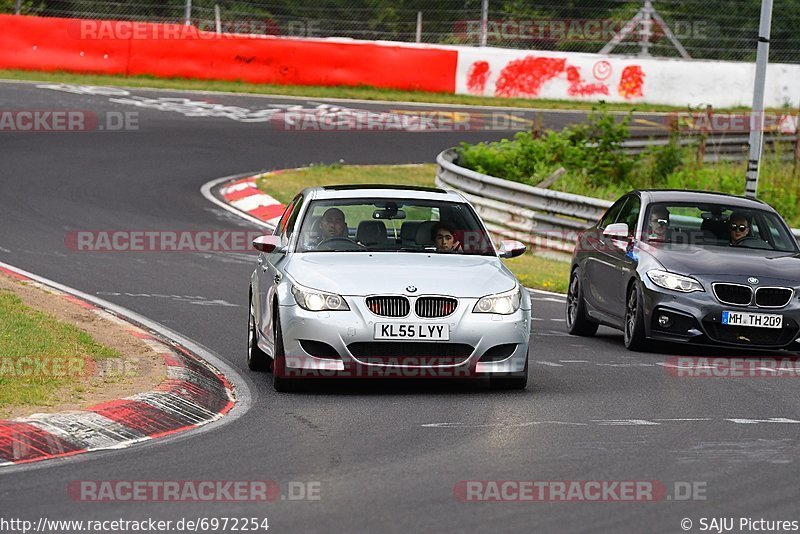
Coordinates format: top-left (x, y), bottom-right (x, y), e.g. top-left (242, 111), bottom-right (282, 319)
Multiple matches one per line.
top-left (456, 48), bottom-right (800, 108)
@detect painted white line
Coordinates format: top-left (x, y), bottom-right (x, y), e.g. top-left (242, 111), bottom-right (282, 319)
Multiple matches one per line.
top-left (534, 297), bottom-right (567, 303)
top-left (536, 361), bottom-right (564, 367)
top-left (200, 173), bottom-right (274, 230)
top-left (596, 363), bottom-right (655, 367)
top-left (3, 78), bottom-right (677, 115)
top-left (423, 417), bottom-right (800, 429)
top-left (528, 287), bottom-right (567, 298)
top-left (654, 418), bottom-right (712, 422)
top-left (559, 360), bottom-right (589, 363)
top-left (550, 318), bottom-right (565, 322)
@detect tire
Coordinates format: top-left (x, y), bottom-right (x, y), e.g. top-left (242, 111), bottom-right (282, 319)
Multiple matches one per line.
top-left (247, 291), bottom-right (271, 372)
top-left (565, 268), bottom-right (599, 336)
top-left (271, 311), bottom-right (297, 392)
top-left (623, 282), bottom-right (648, 351)
top-left (490, 356), bottom-right (528, 390)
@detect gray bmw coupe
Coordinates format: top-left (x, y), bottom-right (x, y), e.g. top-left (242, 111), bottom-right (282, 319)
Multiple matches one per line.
top-left (248, 185), bottom-right (531, 391)
top-left (566, 190), bottom-right (800, 352)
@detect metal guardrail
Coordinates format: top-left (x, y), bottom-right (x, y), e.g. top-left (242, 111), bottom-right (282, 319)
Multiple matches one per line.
top-left (436, 147), bottom-right (800, 262)
top-left (613, 133), bottom-right (797, 163)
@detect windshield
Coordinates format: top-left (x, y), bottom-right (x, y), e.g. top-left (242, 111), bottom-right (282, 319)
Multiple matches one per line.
top-left (295, 197), bottom-right (495, 255)
top-left (644, 202), bottom-right (798, 253)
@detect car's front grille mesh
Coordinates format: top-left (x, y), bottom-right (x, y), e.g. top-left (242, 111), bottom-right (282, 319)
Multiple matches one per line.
top-left (415, 297), bottom-right (458, 318)
top-left (347, 342), bottom-right (473, 366)
top-left (755, 287), bottom-right (793, 308)
top-left (706, 323), bottom-right (797, 347)
top-left (366, 296), bottom-right (410, 317)
top-left (713, 284), bottom-right (752, 305)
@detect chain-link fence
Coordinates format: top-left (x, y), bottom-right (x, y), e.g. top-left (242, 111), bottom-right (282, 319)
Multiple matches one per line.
top-left (3, 0), bottom-right (800, 64)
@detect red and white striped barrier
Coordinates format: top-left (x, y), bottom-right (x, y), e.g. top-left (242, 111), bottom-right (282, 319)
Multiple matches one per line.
top-left (218, 173), bottom-right (285, 226)
top-left (0, 265), bottom-right (235, 467)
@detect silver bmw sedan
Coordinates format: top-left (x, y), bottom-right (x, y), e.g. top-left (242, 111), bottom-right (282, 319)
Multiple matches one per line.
top-left (247, 184), bottom-right (531, 391)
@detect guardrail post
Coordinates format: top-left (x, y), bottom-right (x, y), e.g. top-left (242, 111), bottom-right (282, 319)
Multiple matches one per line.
top-left (696, 104), bottom-right (712, 166)
top-left (531, 112), bottom-right (542, 139)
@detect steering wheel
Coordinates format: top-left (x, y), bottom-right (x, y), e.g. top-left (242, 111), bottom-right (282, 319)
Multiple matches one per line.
top-left (317, 237), bottom-right (364, 251)
top-left (732, 236), bottom-right (770, 249)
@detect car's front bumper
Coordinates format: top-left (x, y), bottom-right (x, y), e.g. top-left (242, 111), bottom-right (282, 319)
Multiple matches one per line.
top-left (640, 277), bottom-right (800, 351)
top-left (275, 296), bottom-right (531, 379)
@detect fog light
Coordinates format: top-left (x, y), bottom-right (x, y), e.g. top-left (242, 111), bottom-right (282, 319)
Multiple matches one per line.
top-left (658, 315), bottom-right (672, 328)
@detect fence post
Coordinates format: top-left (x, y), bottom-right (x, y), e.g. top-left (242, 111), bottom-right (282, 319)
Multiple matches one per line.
top-left (184, 0), bottom-right (192, 26)
top-left (14, 0), bottom-right (21, 15)
top-left (794, 108), bottom-right (800, 175)
top-left (214, 4), bottom-right (221, 34)
top-left (416, 11), bottom-right (422, 43)
top-left (479, 0), bottom-right (488, 46)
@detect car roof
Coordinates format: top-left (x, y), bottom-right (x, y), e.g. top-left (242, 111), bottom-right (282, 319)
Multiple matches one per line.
top-left (303, 184), bottom-right (465, 202)
top-left (636, 189), bottom-right (774, 212)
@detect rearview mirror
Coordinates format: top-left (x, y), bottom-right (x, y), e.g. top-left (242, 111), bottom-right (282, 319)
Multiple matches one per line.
top-left (373, 209), bottom-right (406, 220)
top-left (252, 235), bottom-right (283, 253)
top-left (498, 240), bottom-right (526, 259)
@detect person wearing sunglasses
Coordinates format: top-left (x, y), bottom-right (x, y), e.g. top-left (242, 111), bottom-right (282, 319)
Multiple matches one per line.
top-left (728, 212), bottom-right (752, 245)
top-left (647, 206), bottom-right (671, 241)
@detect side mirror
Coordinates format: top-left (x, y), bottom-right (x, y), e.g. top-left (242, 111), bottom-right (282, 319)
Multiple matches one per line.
top-left (603, 222), bottom-right (629, 240)
top-left (498, 240), bottom-right (526, 259)
top-left (253, 235), bottom-right (283, 253)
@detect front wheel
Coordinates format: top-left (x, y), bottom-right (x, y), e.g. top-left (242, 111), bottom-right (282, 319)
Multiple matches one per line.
top-left (271, 313), bottom-right (297, 392)
top-left (566, 268), bottom-right (599, 336)
top-left (247, 294), bottom-right (271, 372)
top-left (623, 283), bottom-right (648, 351)
top-left (490, 357), bottom-right (528, 390)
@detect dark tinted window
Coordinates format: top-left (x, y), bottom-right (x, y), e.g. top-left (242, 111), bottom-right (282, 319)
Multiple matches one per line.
top-left (599, 197), bottom-right (628, 230)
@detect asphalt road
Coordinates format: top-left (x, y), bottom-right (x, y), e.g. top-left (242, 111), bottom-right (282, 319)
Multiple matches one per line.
top-left (1, 80), bottom-right (798, 534)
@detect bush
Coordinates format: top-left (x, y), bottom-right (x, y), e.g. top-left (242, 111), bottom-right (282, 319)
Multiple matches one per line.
top-left (456, 106), bottom-right (799, 226)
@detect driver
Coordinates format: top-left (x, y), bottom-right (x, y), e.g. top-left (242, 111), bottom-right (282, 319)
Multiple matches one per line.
top-left (728, 212), bottom-right (751, 244)
top-left (647, 205), bottom-right (671, 241)
top-left (319, 208), bottom-right (348, 240)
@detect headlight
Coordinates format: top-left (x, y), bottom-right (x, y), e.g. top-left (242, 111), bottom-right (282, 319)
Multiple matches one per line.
top-left (647, 270), bottom-right (704, 293)
top-left (473, 287), bottom-right (521, 315)
top-left (291, 284), bottom-right (350, 311)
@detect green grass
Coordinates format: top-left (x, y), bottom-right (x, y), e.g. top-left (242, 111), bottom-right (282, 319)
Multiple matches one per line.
top-left (257, 163), bottom-right (571, 293)
top-left (0, 290), bottom-right (120, 415)
top-left (256, 163), bottom-right (437, 204)
top-left (0, 68), bottom-right (761, 113)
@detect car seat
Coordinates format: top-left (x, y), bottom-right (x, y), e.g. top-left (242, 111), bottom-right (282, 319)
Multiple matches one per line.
top-left (356, 221), bottom-right (388, 246)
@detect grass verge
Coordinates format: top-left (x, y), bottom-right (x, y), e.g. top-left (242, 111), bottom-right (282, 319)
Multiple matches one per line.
top-left (0, 290), bottom-right (120, 415)
top-left (256, 163), bottom-right (570, 294)
top-left (0, 68), bottom-right (755, 113)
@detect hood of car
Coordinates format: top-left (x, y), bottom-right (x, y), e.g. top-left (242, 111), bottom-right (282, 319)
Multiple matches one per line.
top-left (285, 252), bottom-right (517, 298)
top-left (643, 243), bottom-right (800, 282)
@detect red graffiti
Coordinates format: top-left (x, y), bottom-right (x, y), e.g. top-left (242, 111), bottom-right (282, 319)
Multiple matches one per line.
top-left (466, 61), bottom-right (491, 95)
top-left (618, 65), bottom-right (645, 99)
top-left (493, 56), bottom-right (608, 98)
top-left (566, 66), bottom-right (609, 97)
top-left (494, 56), bottom-right (566, 98)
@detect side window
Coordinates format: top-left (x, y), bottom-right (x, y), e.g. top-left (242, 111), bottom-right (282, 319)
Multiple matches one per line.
top-left (274, 198), bottom-right (297, 237)
top-left (616, 196), bottom-right (641, 237)
top-left (280, 195), bottom-right (303, 245)
top-left (598, 198), bottom-right (628, 230)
